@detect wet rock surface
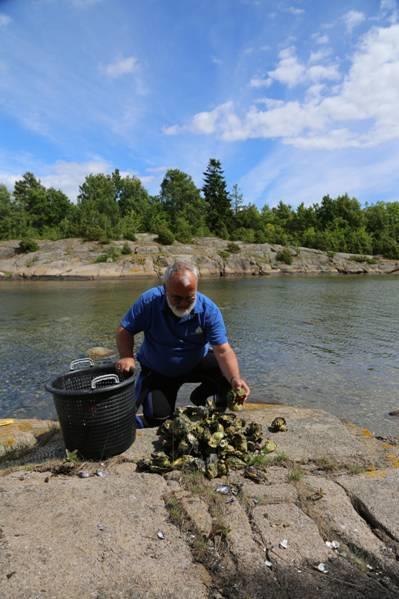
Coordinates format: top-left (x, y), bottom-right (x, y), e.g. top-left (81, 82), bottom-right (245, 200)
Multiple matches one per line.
top-left (1, 236), bottom-right (398, 279)
top-left (1, 403), bottom-right (399, 598)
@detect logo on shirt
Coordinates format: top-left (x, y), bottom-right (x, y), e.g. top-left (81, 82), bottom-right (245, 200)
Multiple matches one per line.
top-left (194, 326), bottom-right (203, 335)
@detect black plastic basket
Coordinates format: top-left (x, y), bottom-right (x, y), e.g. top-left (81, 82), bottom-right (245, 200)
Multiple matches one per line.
top-left (46, 359), bottom-right (136, 460)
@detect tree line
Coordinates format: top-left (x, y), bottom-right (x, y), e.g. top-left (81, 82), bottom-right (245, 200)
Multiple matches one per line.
top-left (0, 158), bottom-right (398, 258)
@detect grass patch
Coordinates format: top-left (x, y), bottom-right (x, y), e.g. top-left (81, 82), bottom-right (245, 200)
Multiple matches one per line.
top-left (288, 465), bottom-right (304, 481)
top-left (350, 255), bottom-right (378, 265)
top-left (218, 250), bottom-right (230, 260)
top-left (121, 242), bottom-right (132, 255)
top-left (17, 238), bottom-right (39, 253)
top-left (312, 457), bottom-right (341, 472)
top-left (180, 470), bottom-right (230, 538)
top-left (276, 247), bottom-right (293, 265)
top-left (226, 242), bottom-right (240, 254)
top-left (346, 463), bottom-right (367, 475)
top-left (165, 495), bottom-right (188, 530)
top-left (94, 245), bottom-right (122, 263)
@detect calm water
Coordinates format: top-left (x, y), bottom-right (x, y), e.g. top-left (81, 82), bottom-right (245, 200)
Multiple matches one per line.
top-left (1, 276), bottom-right (398, 437)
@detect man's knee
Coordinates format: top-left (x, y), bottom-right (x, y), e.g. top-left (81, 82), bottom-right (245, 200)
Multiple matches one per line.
top-left (190, 381), bottom-right (229, 410)
top-left (141, 389), bottom-right (174, 427)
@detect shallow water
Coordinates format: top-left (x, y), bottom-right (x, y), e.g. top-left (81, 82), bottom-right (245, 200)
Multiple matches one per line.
top-left (1, 275), bottom-right (398, 437)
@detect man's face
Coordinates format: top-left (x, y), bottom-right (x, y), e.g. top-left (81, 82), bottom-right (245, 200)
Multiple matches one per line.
top-left (165, 272), bottom-right (197, 318)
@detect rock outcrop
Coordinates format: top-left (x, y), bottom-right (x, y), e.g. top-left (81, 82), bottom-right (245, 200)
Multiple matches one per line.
top-left (1, 236), bottom-right (398, 279)
top-left (2, 403), bottom-right (399, 598)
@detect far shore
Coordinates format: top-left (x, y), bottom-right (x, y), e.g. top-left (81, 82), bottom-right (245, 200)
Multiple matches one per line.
top-left (1, 235), bottom-right (399, 281)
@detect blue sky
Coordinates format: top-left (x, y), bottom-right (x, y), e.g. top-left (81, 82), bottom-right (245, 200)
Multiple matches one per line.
top-left (1, 0), bottom-right (399, 208)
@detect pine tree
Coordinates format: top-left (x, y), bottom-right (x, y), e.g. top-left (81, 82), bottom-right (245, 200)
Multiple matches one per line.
top-left (202, 159), bottom-right (233, 237)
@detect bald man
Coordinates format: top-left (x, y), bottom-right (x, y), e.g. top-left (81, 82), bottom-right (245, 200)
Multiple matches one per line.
top-left (116, 261), bottom-right (250, 427)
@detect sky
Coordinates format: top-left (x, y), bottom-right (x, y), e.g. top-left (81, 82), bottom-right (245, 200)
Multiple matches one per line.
top-left (1, 0), bottom-right (399, 209)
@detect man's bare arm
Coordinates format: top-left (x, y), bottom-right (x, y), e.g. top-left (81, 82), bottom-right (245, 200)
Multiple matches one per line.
top-left (115, 326), bottom-right (136, 373)
top-left (212, 342), bottom-right (250, 402)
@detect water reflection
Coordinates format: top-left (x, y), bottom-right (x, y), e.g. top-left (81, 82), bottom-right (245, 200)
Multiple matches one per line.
top-left (0, 276), bottom-right (398, 436)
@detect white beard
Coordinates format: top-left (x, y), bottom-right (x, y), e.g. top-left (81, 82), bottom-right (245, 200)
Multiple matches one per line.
top-left (166, 295), bottom-right (196, 318)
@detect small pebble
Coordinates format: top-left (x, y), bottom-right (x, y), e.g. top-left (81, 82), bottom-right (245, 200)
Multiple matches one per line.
top-left (265, 560), bottom-right (272, 568)
top-left (157, 530), bottom-right (165, 540)
top-left (95, 469), bottom-right (107, 477)
top-left (215, 485), bottom-right (231, 495)
top-left (97, 523), bottom-right (105, 531)
top-left (316, 563), bottom-right (328, 574)
top-left (326, 540), bottom-right (340, 549)
top-left (78, 470), bottom-right (90, 478)
top-left (279, 539), bottom-right (288, 549)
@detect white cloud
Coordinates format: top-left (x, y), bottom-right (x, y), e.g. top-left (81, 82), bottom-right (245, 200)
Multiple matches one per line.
top-left (380, 0), bottom-right (398, 23)
top-left (40, 159), bottom-right (112, 199)
top-left (0, 13), bottom-right (11, 26)
top-left (250, 76), bottom-right (272, 88)
top-left (146, 165), bottom-right (170, 173)
top-left (251, 46), bottom-right (339, 89)
top-left (307, 64), bottom-right (340, 82)
top-left (343, 10), bottom-right (366, 33)
top-left (0, 159), bottom-right (152, 201)
top-left (309, 48), bottom-right (331, 63)
top-left (254, 98), bottom-right (285, 109)
top-left (312, 33), bottom-right (329, 45)
top-left (162, 124), bottom-right (182, 135)
top-left (287, 6), bottom-right (304, 15)
top-left (165, 23), bottom-right (399, 152)
top-left (239, 143), bottom-right (399, 207)
top-left (267, 47), bottom-right (305, 86)
top-left (100, 56), bottom-right (139, 78)
top-left (212, 57), bottom-right (223, 65)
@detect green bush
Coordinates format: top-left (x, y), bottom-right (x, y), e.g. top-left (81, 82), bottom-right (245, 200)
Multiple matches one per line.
top-left (94, 245), bottom-right (121, 263)
top-left (226, 242), bottom-right (240, 254)
top-left (276, 247), bottom-right (293, 264)
top-left (218, 250), bottom-right (230, 260)
top-left (350, 255), bottom-right (377, 265)
top-left (123, 230), bottom-right (137, 241)
top-left (121, 242), bottom-right (132, 255)
top-left (156, 226), bottom-right (175, 245)
top-left (82, 224), bottom-right (105, 241)
top-left (254, 229), bottom-right (267, 244)
top-left (17, 238), bottom-right (39, 253)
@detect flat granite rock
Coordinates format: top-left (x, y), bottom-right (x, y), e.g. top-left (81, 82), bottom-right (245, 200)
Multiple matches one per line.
top-left (0, 467), bottom-right (209, 599)
top-left (241, 403), bottom-right (388, 466)
top-left (0, 419), bottom-right (57, 459)
top-left (338, 469), bottom-right (399, 543)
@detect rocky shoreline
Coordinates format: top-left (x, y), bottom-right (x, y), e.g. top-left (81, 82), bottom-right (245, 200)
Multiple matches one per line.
top-left (1, 235), bottom-right (399, 280)
top-left (2, 404), bottom-right (399, 598)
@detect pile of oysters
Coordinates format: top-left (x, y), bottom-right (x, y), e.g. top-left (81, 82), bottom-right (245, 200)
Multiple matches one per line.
top-left (136, 404), bottom-right (277, 479)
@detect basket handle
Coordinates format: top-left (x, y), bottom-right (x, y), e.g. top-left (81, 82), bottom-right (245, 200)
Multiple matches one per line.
top-left (91, 374), bottom-right (120, 390)
top-left (70, 358), bottom-right (95, 371)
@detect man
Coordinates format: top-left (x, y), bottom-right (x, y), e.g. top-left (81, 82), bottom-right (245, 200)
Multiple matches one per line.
top-left (116, 261), bottom-right (250, 427)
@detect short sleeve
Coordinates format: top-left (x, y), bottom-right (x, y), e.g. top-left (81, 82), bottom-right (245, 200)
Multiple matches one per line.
top-left (120, 295), bottom-right (147, 334)
top-left (204, 303), bottom-right (228, 346)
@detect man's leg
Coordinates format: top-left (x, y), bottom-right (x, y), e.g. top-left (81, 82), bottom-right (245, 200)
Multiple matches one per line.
top-left (184, 351), bottom-right (230, 409)
top-left (135, 367), bottom-right (181, 428)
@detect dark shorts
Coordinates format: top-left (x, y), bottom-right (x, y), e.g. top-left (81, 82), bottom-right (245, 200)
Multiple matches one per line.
top-left (135, 351), bottom-right (230, 427)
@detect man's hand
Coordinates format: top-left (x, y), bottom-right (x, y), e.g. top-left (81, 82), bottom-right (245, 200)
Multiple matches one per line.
top-left (116, 357), bottom-right (135, 375)
top-left (230, 376), bottom-right (250, 403)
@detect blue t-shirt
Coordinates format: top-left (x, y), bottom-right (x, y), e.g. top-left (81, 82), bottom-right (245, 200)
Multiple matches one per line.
top-left (120, 286), bottom-right (228, 376)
